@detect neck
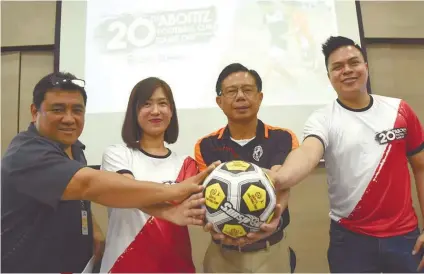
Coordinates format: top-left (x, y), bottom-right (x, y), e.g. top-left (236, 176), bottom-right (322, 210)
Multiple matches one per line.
top-left (228, 118), bottom-right (258, 140)
top-left (64, 146), bottom-right (73, 159)
top-left (338, 90), bottom-right (370, 109)
top-left (139, 134), bottom-right (168, 156)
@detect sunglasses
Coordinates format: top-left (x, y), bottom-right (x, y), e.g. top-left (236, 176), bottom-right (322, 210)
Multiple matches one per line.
top-left (50, 76), bottom-right (86, 89)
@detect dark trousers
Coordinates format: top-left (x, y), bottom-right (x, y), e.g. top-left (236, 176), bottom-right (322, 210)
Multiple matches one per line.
top-left (328, 220), bottom-right (423, 273)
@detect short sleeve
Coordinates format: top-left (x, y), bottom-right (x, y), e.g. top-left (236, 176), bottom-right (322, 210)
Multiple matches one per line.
top-left (269, 129), bottom-right (299, 167)
top-left (400, 101), bottom-right (424, 156)
top-left (194, 139), bottom-right (208, 172)
top-left (2, 137), bottom-right (85, 209)
top-left (303, 110), bottom-right (330, 150)
top-left (101, 144), bottom-right (133, 175)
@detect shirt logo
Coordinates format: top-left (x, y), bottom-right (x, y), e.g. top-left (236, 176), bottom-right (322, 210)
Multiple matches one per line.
top-left (253, 145), bottom-right (263, 162)
top-left (375, 128), bottom-right (407, 145)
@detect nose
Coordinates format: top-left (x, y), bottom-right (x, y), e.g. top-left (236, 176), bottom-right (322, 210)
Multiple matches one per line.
top-left (342, 64), bottom-right (354, 75)
top-left (61, 111), bottom-right (76, 124)
top-left (234, 88), bottom-right (247, 101)
top-left (151, 103), bottom-right (160, 115)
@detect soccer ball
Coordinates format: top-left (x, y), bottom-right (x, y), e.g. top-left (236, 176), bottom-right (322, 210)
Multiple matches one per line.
top-left (202, 160), bottom-right (277, 238)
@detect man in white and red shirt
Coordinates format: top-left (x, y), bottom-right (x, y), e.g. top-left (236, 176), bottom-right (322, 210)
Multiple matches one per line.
top-left (271, 36), bottom-right (424, 272)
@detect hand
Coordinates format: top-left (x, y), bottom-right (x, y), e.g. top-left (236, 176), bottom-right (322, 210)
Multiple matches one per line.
top-left (246, 203), bottom-right (283, 243)
top-left (92, 220), bottom-right (105, 264)
top-left (163, 192), bottom-right (206, 226)
top-left (169, 161), bottom-right (221, 203)
top-left (203, 222), bottom-right (248, 246)
top-left (412, 232), bottom-right (424, 271)
top-left (264, 166), bottom-right (289, 191)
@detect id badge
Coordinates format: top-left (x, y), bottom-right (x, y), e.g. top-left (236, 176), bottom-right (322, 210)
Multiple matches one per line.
top-left (81, 210), bottom-right (89, 235)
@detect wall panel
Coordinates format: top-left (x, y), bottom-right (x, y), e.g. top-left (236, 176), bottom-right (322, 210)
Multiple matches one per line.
top-left (1, 52), bottom-right (21, 154)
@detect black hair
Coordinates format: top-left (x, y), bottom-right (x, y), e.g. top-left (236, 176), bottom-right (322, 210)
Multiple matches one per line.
top-left (322, 36), bottom-right (365, 70)
top-left (122, 77), bottom-right (179, 147)
top-left (215, 63), bottom-right (262, 95)
top-left (32, 71), bottom-right (87, 109)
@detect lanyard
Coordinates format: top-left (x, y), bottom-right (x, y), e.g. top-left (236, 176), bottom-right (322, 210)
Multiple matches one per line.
top-left (80, 200), bottom-right (89, 235)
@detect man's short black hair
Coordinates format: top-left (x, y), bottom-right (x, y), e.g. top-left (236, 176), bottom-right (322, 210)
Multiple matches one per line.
top-left (33, 72), bottom-right (87, 109)
top-left (215, 63), bottom-right (262, 95)
top-left (322, 36), bottom-right (365, 70)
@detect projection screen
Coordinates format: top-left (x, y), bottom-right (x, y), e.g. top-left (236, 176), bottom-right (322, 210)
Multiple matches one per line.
top-left (60, 0), bottom-right (361, 165)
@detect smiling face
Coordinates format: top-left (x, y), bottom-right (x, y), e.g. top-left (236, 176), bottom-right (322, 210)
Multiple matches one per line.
top-left (327, 45), bottom-right (369, 100)
top-left (31, 89), bottom-right (85, 146)
top-left (137, 86), bottom-right (172, 139)
top-left (216, 71), bottom-right (263, 122)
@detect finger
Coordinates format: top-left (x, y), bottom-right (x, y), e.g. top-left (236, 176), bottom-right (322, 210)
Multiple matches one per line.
top-left (246, 231), bottom-right (264, 241)
top-left (183, 184), bottom-right (204, 195)
top-left (185, 208), bottom-right (206, 218)
top-left (187, 197), bottom-right (205, 209)
top-left (193, 161), bottom-right (222, 182)
top-left (222, 237), bottom-right (238, 246)
top-left (203, 222), bottom-right (213, 232)
top-left (259, 204), bottom-right (282, 231)
top-left (412, 237), bottom-right (423, 255)
top-left (190, 216), bottom-right (204, 226)
top-left (237, 237), bottom-right (248, 246)
top-left (261, 168), bottom-right (271, 174)
top-left (187, 192), bottom-right (204, 202)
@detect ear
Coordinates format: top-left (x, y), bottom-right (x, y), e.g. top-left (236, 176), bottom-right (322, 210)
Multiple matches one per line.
top-left (216, 96), bottom-right (223, 110)
top-left (30, 104), bottom-right (38, 122)
top-left (258, 92), bottom-right (263, 106)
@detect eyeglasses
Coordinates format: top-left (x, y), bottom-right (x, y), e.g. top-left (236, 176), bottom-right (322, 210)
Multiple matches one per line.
top-left (50, 76), bottom-right (86, 88)
top-left (220, 85), bottom-right (257, 98)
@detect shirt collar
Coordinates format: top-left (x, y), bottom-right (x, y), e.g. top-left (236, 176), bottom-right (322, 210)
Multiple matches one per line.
top-left (28, 122), bottom-right (86, 150)
top-left (218, 119), bottom-right (267, 140)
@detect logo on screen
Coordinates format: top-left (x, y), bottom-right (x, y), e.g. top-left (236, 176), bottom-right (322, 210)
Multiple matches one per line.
top-left (375, 128), bottom-right (407, 145)
top-left (93, 7), bottom-right (217, 53)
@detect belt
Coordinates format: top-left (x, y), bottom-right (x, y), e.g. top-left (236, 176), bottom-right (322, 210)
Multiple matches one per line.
top-left (213, 228), bottom-right (285, 252)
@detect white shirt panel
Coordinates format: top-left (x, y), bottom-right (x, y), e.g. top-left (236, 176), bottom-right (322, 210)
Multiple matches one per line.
top-left (99, 144), bottom-right (188, 273)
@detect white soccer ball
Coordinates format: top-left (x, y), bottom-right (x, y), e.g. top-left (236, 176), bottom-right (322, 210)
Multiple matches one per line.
top-left (202, 160), bottom-right (277, 238)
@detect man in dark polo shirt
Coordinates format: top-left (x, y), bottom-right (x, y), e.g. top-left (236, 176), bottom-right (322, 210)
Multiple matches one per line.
top-left (1, 72), bottom-right (217, 273)
top-left (194, 63), bottom-right (298, 273)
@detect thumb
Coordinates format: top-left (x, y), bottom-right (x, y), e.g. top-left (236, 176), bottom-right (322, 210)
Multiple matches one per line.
top-left (412, 237), bottom-right (423, 255)
top-left (193, 161), bottom-right (221, 183)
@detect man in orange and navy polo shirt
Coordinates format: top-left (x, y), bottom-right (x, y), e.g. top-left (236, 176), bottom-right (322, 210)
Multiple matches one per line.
top-left (194, 63), bottom-right (298, 273)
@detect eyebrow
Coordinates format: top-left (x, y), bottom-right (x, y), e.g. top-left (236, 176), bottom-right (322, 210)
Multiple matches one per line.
top-left (331, 57), bottom-right (361, 66)
top-left (50, 103), bottom-right (85, 108)
top-left (225, 84), bottom-right (255, 89)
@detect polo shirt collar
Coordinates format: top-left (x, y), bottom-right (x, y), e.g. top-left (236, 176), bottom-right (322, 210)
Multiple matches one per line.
top-left (219, 119), bottom-right (266, 140)
top-left (27, 122), bottom-right (86, 150)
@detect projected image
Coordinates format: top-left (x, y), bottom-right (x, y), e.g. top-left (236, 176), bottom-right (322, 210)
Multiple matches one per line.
top-left (85, 0), bottom-right (338, 113)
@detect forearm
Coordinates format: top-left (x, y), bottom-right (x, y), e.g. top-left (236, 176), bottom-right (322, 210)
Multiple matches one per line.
top-left (415, 170), bottom-right (424, 221)
top-left (76, 168), bottom-right (172, 208)
top-left (277, 146), bottom-right (321, 189)
top-left (140, 203), bottom-right (174, 220)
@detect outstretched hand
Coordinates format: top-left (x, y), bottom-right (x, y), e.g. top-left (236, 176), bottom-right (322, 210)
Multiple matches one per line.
top-left (163, 192), bottom-right (206, 226)
top-left (169, 161), bottom-right (221, 203)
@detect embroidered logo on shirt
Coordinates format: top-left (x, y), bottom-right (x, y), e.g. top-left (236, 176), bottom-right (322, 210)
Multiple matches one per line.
top-left (253, 145), bottom-right (263, 161)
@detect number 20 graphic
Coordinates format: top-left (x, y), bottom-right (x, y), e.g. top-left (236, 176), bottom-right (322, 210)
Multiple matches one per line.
top-left (106, 18), bottom-right (156, 50)
top-left (377, 130), bottom-right (396, 144)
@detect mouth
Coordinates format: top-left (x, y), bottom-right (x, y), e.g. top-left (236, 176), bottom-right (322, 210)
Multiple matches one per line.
top-left (59, 128), bottom-right (76, 133)
top-left (234, 106), bottom-right (250, 110)
top-left (342, 77), bottom-right (358, 84)
top-left (149, 119), bottom-right (162, 124)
